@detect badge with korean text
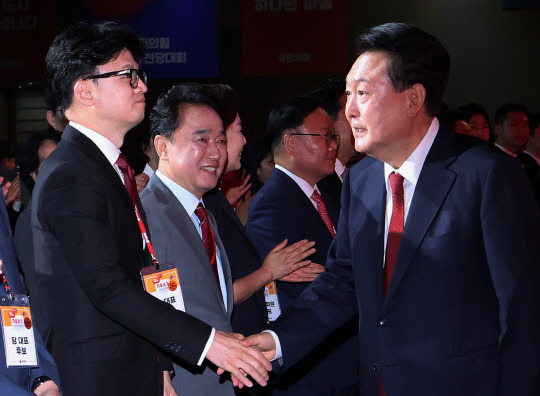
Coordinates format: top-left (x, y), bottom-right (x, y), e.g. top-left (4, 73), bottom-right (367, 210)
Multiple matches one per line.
top-left (141, 263), bottom-right (185, 311)
top-left (264, 281), bottom-right (281, 322)
top-left (1, 294), bottom-right (38, 367)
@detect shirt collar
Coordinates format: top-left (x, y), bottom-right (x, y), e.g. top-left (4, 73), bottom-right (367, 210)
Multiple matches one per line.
top-left (524, 151), bottom-right (540, 167)
top-left (275, 164), bottom-right (319, 198)
top-left (335, 158), bottom-right (347, 181)
top-left (70, 121), bottom-right (121, 166)
top-left (495, 143), bottom-right (517, 157)
top-left (384, 117), bottom-right (439, 190)
top-left (155, 170), bottom-right (202, 216)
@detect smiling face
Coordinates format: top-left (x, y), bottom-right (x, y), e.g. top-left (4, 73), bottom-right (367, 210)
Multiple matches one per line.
top-left (288, 108), bottom-right (337, 186)
top-left (225, 113), bottom-right (246, 172)
top-left (156, 104), bottom-right (226, 198)
top-left (345, 51), bottom-right (415, 167)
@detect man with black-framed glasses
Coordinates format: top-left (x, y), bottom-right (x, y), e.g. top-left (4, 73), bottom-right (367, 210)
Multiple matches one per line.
top-left (246, 95), bottom-right (359, 395)
top-left (31, 21), bottom-right (271, 396)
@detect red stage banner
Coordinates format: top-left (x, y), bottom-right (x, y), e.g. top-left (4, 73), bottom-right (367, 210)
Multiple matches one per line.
top-left (242, 0), bottom-right (348, 77)
top-left (0, 0), bottom-right (59, 82)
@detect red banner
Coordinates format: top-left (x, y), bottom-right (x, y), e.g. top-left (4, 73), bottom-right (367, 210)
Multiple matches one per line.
top-left (242, 0), bottom-right (347, 77)
top-left (0, 0), bottom-right (59, 82)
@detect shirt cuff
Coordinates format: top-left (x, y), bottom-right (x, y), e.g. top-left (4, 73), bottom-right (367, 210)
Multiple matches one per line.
top-left (197, 327), bottom-right (216, 366)
top-left (262, 329), bottom-right (282, 361)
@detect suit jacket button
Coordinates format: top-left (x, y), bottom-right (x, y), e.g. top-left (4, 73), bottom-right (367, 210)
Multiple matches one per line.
top-left (378, 318), bottom-right (387, 326)
top-left (373, 364), bottom-right (379, 371)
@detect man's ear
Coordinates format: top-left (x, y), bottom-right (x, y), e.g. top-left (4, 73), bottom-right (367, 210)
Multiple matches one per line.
top-left (154, 135), bottom-right (169, 161)
top-left (407, 83), bottom-right (426, 118)
top-left (282, 130), bottom-right (296, 156)
top-left (73, 80), bottom-right (94, 107)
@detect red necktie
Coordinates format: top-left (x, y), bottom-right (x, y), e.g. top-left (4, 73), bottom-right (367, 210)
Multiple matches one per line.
top-left (311, 190), bottom-right (336, 238)
top-left (383, 172), bottom-right (405, 298)
top-left (115, 153), bottom-right (137, 205)
top-left (194, 203), bottom-right (220, 285)
top-left (379, 172), bottom-right (405, 396)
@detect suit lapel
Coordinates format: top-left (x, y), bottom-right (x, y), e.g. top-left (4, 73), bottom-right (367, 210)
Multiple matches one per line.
top-left (151, 177), bottom-right (227, 313)
top-left (383, 126), bottom-right (457, 304)
top-left (63, 126), bottom-right (138, 228)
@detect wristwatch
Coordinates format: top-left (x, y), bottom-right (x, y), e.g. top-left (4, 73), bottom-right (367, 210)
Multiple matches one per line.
top-left (31, 376), bottom-right (52, 392)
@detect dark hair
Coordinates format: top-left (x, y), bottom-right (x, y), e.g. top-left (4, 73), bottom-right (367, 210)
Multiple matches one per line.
top-left (438, 109), bottom-right (468, 131)
top-left (356, 22), bottom-right (450, 117)
top-left (494, 103), bottom-right (529, 126)
top-left (150, 83), bottom-right (220, 141)
top-left (0, 142), bottom-right (16, 161)
top-left (310, 79), bottom-right (345, 122)
top-left (529, 113), bottom-right (540, 137)
top-left (458, 102), bottom-right (493, 141)
top-left (17, 129), bottom-right (62, 194)
top-left (254, 138), bottom-right (273, 166)
top-left (201, 84), bottom-right (239, 131)
top-left (267, 95), bottom-right (321, 150)
top-left (46, 21), bottom-right (145, 112)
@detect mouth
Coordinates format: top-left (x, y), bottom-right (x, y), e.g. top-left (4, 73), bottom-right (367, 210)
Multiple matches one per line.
top-left (201, 166), bottom-right (218, 174)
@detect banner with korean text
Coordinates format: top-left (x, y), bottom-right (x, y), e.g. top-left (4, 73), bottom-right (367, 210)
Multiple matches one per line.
top-left (81, 0), bottom-right (219, 78)
top-left (242, 0), bottom-right (347, 76)
top-left (0, 0), bottom-right (59, 82)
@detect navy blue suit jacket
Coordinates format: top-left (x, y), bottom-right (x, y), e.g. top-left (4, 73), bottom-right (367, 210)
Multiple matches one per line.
top-left (247, 168), bottom-right (358, 391)
top-left (269, 125), bottom-right (540, 395)
top-left (0, 191), bottom-right (61, 395)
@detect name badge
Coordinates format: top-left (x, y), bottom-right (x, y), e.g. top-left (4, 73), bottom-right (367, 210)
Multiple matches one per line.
top-left (264, 281), bottom-right (281, 322)
top-left (1, 294), bottom-right (38, 367)
top-left (141, 263), bottom-right (185, 311)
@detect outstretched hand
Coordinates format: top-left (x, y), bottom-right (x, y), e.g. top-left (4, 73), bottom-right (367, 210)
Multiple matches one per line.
top-left (240, 332), bottom-right (277, 361)
top-left (280, 262), bottom-right (324, 282)
top-left (206, 331), bottom-right (272, 388)
top-left (261, 239), bottom-right (316, 281)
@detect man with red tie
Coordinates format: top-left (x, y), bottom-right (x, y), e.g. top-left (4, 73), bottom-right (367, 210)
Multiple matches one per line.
top-left (31, 21), bottom-right (270, 396)
top-left (246, 95), bottom-right (359, 395)
top-left (243, 23), bottom-right (540, 396)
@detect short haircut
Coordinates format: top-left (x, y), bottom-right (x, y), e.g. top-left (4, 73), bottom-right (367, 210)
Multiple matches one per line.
top-left (529, 113), bottom-right (540, 136)
top-left (267, 95), bottom-right (321, 150)
top-left (494, 103), bottom-right (529, 126)
top-left (17, 129), bottom-right (62, 194)
top-left (310, 79), bottom-right (345, 122)
top-left (150, 83), bottom-right (220, 141)
top-left (46, 21), bottom-right (145, 112)
top-left (201, 84), bottom-right (239, 131)
top-left (356, 22), bottom-right (450, 117)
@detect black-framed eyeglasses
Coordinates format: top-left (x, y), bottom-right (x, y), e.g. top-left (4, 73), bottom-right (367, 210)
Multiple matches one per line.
top-left (289, 132), bottom-right (340, 146)
top-left (84, 68), bottom-right (147, 89)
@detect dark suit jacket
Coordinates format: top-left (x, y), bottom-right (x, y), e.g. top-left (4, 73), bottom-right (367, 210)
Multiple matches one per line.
top-left (247, 168), bottom-right (358, 392)
top-left (204, 188), bottom-right (268, 336)
top-left (0, 191), bottom-right (61, 395)
top-left (31, 125), bottom-right (213, 396)
top-left (518, 151), bottom-right (540, 209)
top-left (270, 125), bottom-right (540, 395)
top-left (318, 171), bottom-right (343, 208)
top-left (140, 175), bottom-right (235, 396)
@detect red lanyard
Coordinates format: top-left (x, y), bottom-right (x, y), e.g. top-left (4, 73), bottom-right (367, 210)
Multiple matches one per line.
top-left (134, 204), bottom-right (160, 269)
top-left (1, 271), bottom-right (14, 300)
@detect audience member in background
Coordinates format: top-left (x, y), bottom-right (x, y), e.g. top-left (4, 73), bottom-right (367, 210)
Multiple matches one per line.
top-left (518, 113), bottom-right (540, 209)
top-left (438, 108), bottom-right (472, 135)
top-left (247, 95), bottom-right (358, 396)
top-left (14, 130), bottom-right (61, 334)
top-left (458, 102), bottom-right (491, 142)
top-left (45, 88), bottom-right (68, 132)
top-left (251, 138), bottom-right (274, 193)
top-left (0, 188), bottom-right (61, 396)
top-left (493, 103), bottom-right (529, 156)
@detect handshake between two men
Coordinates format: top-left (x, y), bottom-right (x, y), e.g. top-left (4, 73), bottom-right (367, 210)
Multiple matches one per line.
top-left (206, 330), bottom-right (277, 388)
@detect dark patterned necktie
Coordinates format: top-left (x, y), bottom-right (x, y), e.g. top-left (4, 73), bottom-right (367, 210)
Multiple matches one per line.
top-left (115, 153), bottom-right (137, 205)
top-left (194, 203), bottom-right (220, 285)
top-left (311, 190), bottom-right (336, 238)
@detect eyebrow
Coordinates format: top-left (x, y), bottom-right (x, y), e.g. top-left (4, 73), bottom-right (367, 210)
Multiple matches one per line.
top-left (193, 129), bottom-right (226, 136)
